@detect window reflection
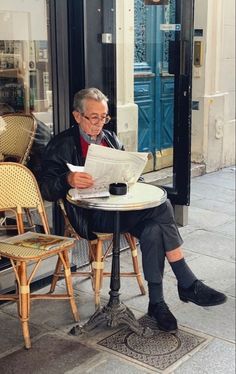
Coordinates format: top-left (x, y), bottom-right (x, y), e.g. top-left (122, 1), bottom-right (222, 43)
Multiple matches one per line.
top-left (0, 0), bottom-right (53, 180)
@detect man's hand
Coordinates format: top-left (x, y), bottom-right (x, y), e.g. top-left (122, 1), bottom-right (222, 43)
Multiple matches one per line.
top-left (67, 172), bottom-right (94, 189)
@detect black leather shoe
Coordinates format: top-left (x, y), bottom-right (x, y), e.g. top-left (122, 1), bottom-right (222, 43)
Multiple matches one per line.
top-left (178, 280), bottom-right (227, 306)
top-left (148, 301), bottom-right (178, 333)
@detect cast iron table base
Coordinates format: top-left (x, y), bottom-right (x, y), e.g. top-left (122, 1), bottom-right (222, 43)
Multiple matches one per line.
top-left (70, 298), bottom-right (153, 337)
top-left (70, 211), bottom-right (153, 338)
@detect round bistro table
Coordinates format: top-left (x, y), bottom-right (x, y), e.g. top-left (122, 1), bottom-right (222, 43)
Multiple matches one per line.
top-left (67, 182), bottom-right (167, 336)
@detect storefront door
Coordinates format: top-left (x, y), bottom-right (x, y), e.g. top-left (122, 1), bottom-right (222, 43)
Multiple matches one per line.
top-left (134, 0), bottom-right (176, 170)
top-left (134, 0), bottom-right (194, 206)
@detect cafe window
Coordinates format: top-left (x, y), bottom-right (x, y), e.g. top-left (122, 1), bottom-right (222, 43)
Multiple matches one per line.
top-left (0, 0), bottom-right (53, 178)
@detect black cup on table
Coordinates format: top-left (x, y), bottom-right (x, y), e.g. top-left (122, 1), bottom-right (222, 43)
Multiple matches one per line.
top-left (109, 183), bottom-right (127, 196)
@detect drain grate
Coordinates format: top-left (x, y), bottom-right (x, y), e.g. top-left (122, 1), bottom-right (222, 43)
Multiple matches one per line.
top-left (98, 315), bottom-right (208, 371)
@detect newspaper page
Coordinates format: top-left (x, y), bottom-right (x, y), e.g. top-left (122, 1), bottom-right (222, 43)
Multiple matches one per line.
top-left (67, 144), bottom-right (148, 199)
top-left (84, 144), bottom-right (148, 186)
top-left (3, 232), bottom-right (74, 251)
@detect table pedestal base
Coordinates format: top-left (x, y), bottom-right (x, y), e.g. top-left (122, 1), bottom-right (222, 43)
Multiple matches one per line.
top-left (70, 301), bottom-right (153, 337)
top-left (67, 185), bottom-right (166, 339)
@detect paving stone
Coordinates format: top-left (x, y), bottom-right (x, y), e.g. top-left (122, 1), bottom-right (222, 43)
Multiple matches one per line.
top-left (182, 229), bottom-right (235, 261)
top-left (0, 310), bottom-right (42, 354)
top-left (190, 198), bottom-right (235, 216)
top-left (174, 296), bottom-right (235, 342)
top-left (188, 206), bottom-right (232, 229)
top-left (193, 169), bottom-right (235, 190)
top-left (174, 338), bottom-right (235, 374)
top-left (213, 220), bottom-right (235, 237)
top-left (224, 283), bottom-right (236, 298)
top-left (0, 333), bottom-right (100, 374)
top-left (179, 224), bottom-right (200, 237)
top-left (67, 354), bottom-right (151, 374)
top-left (190, 181), bottom-right (235, 203)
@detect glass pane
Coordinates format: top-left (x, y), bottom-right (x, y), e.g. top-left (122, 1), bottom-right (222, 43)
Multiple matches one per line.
top-left (134, 0), bottom-right (178, 188)
top-left (0, 0), bottom-right (53, 180)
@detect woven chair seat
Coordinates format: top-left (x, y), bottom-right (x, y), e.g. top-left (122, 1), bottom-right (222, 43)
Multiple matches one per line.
top-left (0, 239), bottom-right (74, 260)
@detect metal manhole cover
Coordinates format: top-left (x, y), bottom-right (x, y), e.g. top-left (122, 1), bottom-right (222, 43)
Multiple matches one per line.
top-left (98, 315), bottom-right (208, 371)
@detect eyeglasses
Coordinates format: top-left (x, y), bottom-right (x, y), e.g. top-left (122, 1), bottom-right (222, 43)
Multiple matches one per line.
top-left (81, 113), bottom-right (111, 125)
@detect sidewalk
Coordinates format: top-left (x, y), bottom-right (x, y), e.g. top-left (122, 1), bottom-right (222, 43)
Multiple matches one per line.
top-left (0, 166), bottom-right (235, 373)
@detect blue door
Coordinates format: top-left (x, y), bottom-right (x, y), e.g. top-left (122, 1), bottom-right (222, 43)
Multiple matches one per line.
top-left (134, 0), bottom-right (176, 170)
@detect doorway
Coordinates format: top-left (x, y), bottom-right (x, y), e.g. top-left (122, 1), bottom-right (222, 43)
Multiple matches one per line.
top-left (134, 0), bottom-right (176, 171)
top-left (134, 0), bottom-right (194, 206)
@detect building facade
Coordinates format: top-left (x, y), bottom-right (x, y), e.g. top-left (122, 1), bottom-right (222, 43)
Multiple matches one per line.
top-left (0, 1), bottom-right (235, 172)
top-left (191, 0), bottom-right (235, 172)
top-left (0, 0), bottom-right (235, 292)
top-left (116, 0), bottom-right (235, 172)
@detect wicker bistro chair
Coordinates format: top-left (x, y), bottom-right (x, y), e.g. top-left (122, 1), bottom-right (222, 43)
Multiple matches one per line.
top-left (50, 199), bottom-right (146, 308)
top-left (0, 114), bottom-right (37, 231)
top-left (0, 162), bottom-right (79, 349)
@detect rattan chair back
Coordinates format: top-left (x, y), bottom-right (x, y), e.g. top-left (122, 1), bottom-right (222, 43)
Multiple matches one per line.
top-left (0, 114), bottom-right (37, 164)
top-left (0, 162), bottom-right (49, 233)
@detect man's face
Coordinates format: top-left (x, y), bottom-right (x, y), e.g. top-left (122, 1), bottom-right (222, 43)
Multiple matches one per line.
top-left (73, 98), bottom-right (109, 138)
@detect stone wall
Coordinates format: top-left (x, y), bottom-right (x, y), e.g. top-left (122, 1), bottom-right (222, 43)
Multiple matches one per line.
top-left (116, 0), bottom-right (139, 152)
top-left (192, 0), bottom-right (235, 172)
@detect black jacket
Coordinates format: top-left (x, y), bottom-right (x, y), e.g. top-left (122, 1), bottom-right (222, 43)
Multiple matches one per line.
top-left (40, 125), bottom-right (123, 238)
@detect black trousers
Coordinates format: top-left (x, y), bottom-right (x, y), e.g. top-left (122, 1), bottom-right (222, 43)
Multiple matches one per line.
top-left (87, 199), bottom-right (183, 284)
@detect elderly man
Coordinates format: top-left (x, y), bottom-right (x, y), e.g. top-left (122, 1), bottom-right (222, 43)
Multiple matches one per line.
top-left (40, 87), bottom-right (226, 333)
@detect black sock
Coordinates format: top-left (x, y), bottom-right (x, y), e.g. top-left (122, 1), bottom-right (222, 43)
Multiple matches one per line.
top-left (148, 282), bottom-right (164, 304)
top-left (170, 258), bottom-right (197, 288)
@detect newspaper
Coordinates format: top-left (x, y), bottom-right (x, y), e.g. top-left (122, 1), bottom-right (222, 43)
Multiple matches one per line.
top-left (67, 144), bottom-right (148, 199)
top-left (3, 231), bottom-right (74, 251)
